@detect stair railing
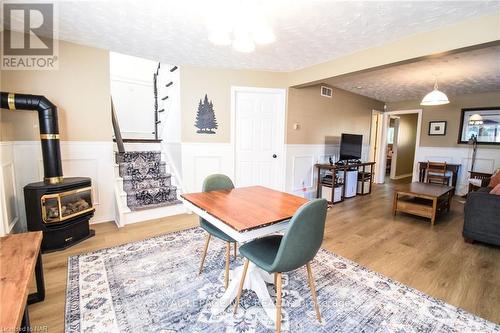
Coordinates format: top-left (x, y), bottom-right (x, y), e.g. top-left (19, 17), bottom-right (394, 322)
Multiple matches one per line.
top-left (153, 64), bottom-right (178, 141)
top-left (111, 97), bottom-right (125, 154)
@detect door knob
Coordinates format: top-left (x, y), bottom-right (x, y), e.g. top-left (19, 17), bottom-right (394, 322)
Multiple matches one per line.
top-left (272, 154), bottom-right (277, 158)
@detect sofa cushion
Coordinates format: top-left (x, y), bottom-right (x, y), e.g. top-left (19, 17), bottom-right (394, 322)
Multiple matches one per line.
top-left (490, 183), bottom-right (500, 195)
top-left (477, 187), bottom-right (492, 193)
top-left (489, 168), bottom-right (500, 187)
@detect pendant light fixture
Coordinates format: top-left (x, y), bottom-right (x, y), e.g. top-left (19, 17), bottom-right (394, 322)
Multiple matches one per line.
top-left (468, 113), bottom-right (483, 125)
top-left (205, 2), bottom-right (275, 53)
top-left (420, 79), bottom-right (450, 106)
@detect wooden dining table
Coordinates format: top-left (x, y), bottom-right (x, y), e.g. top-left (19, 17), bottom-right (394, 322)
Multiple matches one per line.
top-left (181, 185), bottom-right (308, 321)
top-left (0, 231), bottom-right (45, 332)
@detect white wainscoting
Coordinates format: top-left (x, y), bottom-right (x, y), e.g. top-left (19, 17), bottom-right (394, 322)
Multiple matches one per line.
top-left (284, 144), bottom-right (370, 198)
top-left (6, 141), bottom-right (115, 231)
top-left (0, 143), bottom-right (20, 236)
top-left (413, 146), bottom-right (500, 196)
top-left (181, 143), bottom-right (234, 193)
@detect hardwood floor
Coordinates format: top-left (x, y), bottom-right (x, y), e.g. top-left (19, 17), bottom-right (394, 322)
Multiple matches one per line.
top-left (28, 182), bottom-right (500, 332)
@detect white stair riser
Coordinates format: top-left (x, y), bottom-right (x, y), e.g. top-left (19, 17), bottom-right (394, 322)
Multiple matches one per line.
top-left (119, 192), bottom-right (128, 207)
top-left (123, 204), bottom-right (187, 225)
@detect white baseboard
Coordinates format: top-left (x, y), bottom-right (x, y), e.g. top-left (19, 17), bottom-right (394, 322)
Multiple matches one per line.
top-left (391, 173), bottom-right (413, 180)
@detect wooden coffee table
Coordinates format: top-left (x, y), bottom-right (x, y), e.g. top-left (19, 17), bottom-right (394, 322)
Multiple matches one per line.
top-left (393, 182), bottom-right (454, 226)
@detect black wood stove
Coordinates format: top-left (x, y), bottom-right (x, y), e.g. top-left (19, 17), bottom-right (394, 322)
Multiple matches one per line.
top-left (0, 92), bottom-right (95, 252)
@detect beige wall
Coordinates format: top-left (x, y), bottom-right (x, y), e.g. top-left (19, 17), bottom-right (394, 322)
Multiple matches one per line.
top-left (286, 85), bottom-right (384, 144)
top-left (0, 39), bottom-right (111, 141)
top-left (387, 91), bottom-right (500, 148)
top-left (180, 65), bottom-right (288, 143)
top-left (394, 114), bottom-right (418, 176)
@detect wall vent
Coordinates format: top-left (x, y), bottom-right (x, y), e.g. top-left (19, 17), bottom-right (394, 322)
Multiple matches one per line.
top-left (320, 86), bottom-right (333, 98)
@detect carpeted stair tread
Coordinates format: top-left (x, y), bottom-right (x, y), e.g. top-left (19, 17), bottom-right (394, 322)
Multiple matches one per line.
top-left (118, 161), bottom-right (167, 179)
top-left (126, 186), bottom-right (180, 210)
top-left (115, 151), bottom-right (161, 163)
top-left (122, 174), bottom-right (172, 191)
top-left (121, 172), bottom-right (171, 181)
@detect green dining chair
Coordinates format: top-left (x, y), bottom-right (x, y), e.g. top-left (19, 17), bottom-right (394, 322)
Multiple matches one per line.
top-left (198, 174), bottom-right (238, 289)
top-left (234, 198), bottom-right (328, 333)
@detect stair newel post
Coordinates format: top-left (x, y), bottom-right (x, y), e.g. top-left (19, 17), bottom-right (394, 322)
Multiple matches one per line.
top-left (111, 97), bottom-right (125, 154)
top-left (153, 63), bottom-right (160, 141)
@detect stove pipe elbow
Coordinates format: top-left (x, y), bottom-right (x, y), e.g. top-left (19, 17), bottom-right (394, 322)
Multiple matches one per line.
top-left (1, 92), bottom-right (63, 184)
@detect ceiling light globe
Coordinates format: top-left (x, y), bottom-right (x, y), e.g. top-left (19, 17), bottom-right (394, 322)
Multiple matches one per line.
top-left (233, 37), bottom-right (255, 53)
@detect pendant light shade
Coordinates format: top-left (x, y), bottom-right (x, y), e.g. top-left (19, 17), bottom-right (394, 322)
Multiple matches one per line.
top-left (420, 80), bottom-right (450, 106)
top-left (468, 113), bottom-right (483, 125)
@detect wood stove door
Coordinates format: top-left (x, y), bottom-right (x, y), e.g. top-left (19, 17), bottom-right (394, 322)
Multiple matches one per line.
top-left (41, 187), bottom-right (94, 224)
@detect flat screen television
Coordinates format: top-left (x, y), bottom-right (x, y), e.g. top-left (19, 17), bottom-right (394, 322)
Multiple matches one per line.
top-left (339, 133), bottom-right (363, 161)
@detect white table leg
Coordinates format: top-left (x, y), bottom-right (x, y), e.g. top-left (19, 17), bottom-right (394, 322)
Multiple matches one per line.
top-left (211, 262), bottom-right (277, 322)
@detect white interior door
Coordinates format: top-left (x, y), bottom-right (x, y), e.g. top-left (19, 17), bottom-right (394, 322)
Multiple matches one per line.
top-left (233, 87), bottom-right (285, 191)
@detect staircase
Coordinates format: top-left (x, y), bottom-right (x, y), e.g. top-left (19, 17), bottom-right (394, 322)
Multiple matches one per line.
top-left (116, 150), bottom-right (181, 209)
top-left (111, 60), bottom-right (185, 227)
top-left (113, 145), bottom-right (186, 227)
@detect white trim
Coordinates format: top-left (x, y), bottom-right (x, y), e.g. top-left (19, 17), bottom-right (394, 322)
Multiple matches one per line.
top-left (0, 143), bottom-right (19, 235)
top-left (284, 143), bottom-right (370, 198)
top-left (181, 142), bottom-right (234, 193)
top-left (378, 109), bottom-right (422, 184)
top-left (369, 110), bottom-right (384, 183)
top-left (230, 86), bottom-right (287, 191)
top-left (391, 173), bottom-right (413, 180)
top-left (389, 116), bottom-right (400, 180)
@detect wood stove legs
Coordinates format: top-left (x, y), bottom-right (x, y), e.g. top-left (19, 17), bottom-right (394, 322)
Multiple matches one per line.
top-left (28, 251), bottom-right (45, 304)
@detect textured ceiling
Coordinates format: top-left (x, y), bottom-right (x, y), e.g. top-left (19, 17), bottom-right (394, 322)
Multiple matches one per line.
top-left (33, 0), bottom-right (500, 71)
top-left (323, 45), bottom-right (500, 102)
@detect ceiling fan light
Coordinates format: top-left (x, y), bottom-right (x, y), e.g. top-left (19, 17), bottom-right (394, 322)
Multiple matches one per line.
top-left (233, 36), bottom-right (255, 53)
top-left (253, 27), bottom-right (276, 45)
top-left (420, 89), bottom-right (450, 106)
top-left (208, 30), bottom-right (232, 46)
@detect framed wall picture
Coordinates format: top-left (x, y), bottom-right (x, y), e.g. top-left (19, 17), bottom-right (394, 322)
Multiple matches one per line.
top-left (458, 107), bottom-right (500, 145)
top-left (428, 121), bottom-right (447, 136)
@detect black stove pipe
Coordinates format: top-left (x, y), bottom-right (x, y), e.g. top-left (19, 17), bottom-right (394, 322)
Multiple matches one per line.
top-left (0, 92), bottom-right (63, 184)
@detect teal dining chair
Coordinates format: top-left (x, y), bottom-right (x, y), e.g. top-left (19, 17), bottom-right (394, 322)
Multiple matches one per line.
top-left (198, 174), bottom-right (238, 289)
top-left (234, 198), bottom-right (328, 333)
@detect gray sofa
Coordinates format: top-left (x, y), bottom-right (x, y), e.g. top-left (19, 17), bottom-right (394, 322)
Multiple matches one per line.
top-left (463, 187), bottom-right (500, 246)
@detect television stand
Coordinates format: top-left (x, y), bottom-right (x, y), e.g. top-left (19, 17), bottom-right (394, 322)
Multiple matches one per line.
top-left (335, 159), bottom-right (362, 166)
top-left (315, 161), bottom-right (375, 204)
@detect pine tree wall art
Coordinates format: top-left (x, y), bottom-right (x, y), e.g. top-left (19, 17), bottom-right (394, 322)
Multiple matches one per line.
top-left (194, 94), bottom-right (218, 134)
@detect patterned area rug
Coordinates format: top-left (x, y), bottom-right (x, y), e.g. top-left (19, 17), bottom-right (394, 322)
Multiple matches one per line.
top-left (65, 228), bottom-right (500, 332)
